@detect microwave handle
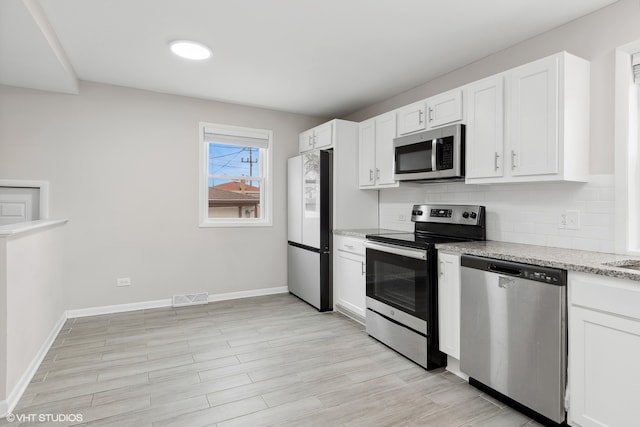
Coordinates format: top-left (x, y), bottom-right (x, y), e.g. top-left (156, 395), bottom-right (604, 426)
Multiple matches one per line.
top-left (431, 138), bottom-right (438, 171)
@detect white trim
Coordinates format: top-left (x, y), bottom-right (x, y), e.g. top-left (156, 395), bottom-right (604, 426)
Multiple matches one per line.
top-left (0, 311), bottom-right (67, 417)
top-left (198, 122), bottom-right (273, 228)
top-left (0, 180), bottom-right (50, 220)
top-left (615, 41), bottom-right (640, 255)
top-left (66, 298), bottom-right (173, 319)
top-left (0, 219), bottom-right (68, 238)
top-left (66, 286), bottom-right (288, 318)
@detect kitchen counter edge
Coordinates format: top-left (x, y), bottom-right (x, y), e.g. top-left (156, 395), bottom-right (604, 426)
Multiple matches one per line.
top-left (436, 240), bottom-right (640, 282)
top-left (333, 229), bottom-right (405, 239)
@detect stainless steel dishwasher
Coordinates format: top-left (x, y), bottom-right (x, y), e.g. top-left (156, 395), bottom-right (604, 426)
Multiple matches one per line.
top-left (460, 255), bottom-right (567, 426)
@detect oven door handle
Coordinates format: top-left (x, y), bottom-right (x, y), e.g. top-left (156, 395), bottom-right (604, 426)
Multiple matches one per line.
top-left (364, 241), bottom-right (427, 260)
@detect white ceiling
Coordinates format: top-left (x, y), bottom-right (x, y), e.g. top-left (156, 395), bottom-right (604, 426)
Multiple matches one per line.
top-left (0, 0), bottom-right (619, 117)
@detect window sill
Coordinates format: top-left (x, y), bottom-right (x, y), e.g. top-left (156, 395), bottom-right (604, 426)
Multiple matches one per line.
top-left (199, 219), bottom-right (272, 228)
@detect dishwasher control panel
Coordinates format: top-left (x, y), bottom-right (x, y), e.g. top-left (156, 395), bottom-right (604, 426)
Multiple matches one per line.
top-left (462, 255), bottom-right (567, 287)
top-left (522, 269), bottom-right (563, 284)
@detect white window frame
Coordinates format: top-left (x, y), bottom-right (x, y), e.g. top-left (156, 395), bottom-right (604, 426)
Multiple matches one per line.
top-left (199, 122), bottom-right (273, 227)
top-left (614, 41), bottom-right (640, 255)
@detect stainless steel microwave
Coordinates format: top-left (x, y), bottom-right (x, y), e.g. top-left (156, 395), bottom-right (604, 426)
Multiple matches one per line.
top-left (393, 123), bottom-right (465, 182)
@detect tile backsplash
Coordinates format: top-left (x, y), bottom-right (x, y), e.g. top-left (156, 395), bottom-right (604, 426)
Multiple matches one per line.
top-left (379, 175), bottom-right (615, 253)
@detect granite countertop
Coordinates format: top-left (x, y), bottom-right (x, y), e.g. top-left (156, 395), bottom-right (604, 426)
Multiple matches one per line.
top-left (333, 228), bottom-right (405, 239)
top-left (436, 240), bottom-right (640, 282)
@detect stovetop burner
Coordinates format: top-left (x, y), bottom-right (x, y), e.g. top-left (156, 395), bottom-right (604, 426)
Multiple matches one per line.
top-left (366, 204), bottom-right (486, 249)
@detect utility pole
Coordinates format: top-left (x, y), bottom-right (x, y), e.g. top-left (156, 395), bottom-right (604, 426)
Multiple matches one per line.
top-left (241, 148), bottom-right (258, 187)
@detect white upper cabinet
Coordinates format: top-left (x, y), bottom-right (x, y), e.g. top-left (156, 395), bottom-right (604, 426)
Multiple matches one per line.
top-left (397, 101), bottom-right (427, 136)
top-left (358, 111), bottom-right (399, 189)
top-left (358, 119), bottom-right (376, 187)
top-left (509, 55), bottom-right (559, 177)
top-left (299, 121), bottom-right (333, 152)
top-left (465, 51), bottom-right (589, 184)
top-left (396, 89), bottom-right (463, 137)
top-left (427, 88), bottom-right (463, 129)
top-left (465, 74), bottom-right (505, 179)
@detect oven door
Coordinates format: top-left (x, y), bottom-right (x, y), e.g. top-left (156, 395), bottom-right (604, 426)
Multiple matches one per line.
top-left (364, 241), bottom-right (433, 323)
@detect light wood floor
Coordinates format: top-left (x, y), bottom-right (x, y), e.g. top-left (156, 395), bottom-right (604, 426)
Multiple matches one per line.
top-left (4, 294), bottom-right (542, 426)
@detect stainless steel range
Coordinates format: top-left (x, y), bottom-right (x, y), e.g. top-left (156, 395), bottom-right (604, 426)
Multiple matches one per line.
top-left (365, 204), bottom-right (486, 370)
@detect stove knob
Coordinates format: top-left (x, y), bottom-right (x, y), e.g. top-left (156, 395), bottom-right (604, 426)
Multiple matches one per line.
top-left (470, 212), bottom-right (477, 219)
top-left (462, 211), bottom-right (470, 219)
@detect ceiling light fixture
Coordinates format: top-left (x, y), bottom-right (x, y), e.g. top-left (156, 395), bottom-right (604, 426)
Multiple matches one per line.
top-left (169, 40), bottom-right (212, 60)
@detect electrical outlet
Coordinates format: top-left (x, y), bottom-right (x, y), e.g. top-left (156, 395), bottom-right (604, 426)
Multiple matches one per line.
top-left (559, 210), bottom-right (580, 230)
top-left (566, 210), bottom-right (580, 230)
top-left (558, 212), bottom-right (567, 229)
top-left (116, 277), bottom-right (131, 287)
top-left (397, 214), bottom-right (407, 222)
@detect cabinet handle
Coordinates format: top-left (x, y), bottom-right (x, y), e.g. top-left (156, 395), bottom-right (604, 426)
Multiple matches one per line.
top-left (376, 168), bottom-right (380, 180)
top-left (313, 134), bottom-right (317, 145)
top-left (308, 135), bottom-right (313, 147)
top-left (439, 261), bottom-right (444, 276)
top-left (418, 110), bottom-right (424, 125)
top-left (369, 168), bottom-right (374, 182)
top-left (428, 107), bottom-right (434, 122)
top-left (511, 150), bottom-right (517, 170)
top-left (361, 261), bottom-right (366, 275)
top-left (494, 152), bottom-right (500, 171)
top-left (345, 244), bottom-right (355, 250)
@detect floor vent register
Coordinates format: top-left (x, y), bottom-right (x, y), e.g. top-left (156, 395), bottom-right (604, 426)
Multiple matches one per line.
top-left (172, 292), bottom-right (209, 307)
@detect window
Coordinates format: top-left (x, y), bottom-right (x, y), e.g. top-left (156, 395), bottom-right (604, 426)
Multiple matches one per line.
top-left (614, 42), bottom-right (640, 254)
top-left (199, 123), bottom-right (272, 227)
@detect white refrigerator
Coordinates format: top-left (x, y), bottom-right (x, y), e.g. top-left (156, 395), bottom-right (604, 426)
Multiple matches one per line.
top-left (287, 150), bottom-right (332, 311)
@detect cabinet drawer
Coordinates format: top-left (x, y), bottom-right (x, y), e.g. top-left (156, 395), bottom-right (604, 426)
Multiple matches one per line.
top-left (569, 272), bottom-right (640, 321)
top-left (334, 235), bottom-right (365, 256)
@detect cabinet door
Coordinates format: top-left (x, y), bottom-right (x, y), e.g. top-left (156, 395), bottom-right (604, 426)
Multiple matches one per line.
top-left (313, 122), bottom-right (333, 149)
top-left (509, 55), bottom-right (559, 177)
top-left (427, 89), bottom-right (463, 129)
top-left (569, 306), bottom-right (640, 427)
top-left (438, 252), bottom-right (461, 359)
top-left (358, 119), bottom-right (376, 187)
top-left (465, 75), bottom-right (504, 180)
top-left (374, 112), bottom-right (397, 186)
top-left (335, 250), bottom-right (366, 319)
top-left (299, 129), bottom-right (315, 153)
top-left (397, 101), bottom-right (427, 136)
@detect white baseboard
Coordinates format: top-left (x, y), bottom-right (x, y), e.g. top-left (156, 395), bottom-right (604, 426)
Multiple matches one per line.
top-left (66, 298), bottom-right (173, 319)
top-left (1, 311), bottom-right (67, 417)
top-left (66, 286), bottom-right (289, 318)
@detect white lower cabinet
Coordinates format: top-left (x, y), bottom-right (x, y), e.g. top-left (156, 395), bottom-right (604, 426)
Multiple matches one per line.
top-left (438, 252), bottom-right (461, 359)
top-left (334, 235), bottom-right (366, 321)
top-left (568, 272), bottom-right (640, 427)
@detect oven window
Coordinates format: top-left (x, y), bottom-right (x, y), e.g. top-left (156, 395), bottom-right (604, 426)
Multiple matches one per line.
top-left (395, 142), bottom-right (432, 173)
top-left (366, 249), bottom-right (429, 320)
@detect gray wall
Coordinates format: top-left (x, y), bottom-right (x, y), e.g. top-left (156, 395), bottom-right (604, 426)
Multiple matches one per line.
top-left (344, 0), bottom-right (640, 175)
top-left (0, 82), bottom-right (323, 310)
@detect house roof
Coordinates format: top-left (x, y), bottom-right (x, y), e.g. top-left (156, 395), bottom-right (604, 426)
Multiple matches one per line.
top-left (213, 181), bottom-right (260, 193)
top-left (208, 187), bottom-right (259, 206)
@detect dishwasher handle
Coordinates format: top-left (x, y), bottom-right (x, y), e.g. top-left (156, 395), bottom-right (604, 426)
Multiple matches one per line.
top-left (488, 263), bottom-right (522, 277)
